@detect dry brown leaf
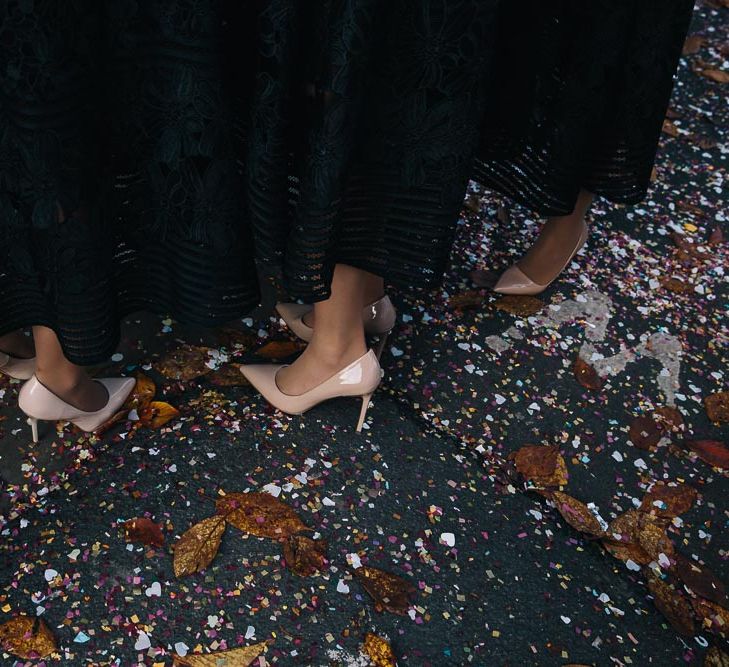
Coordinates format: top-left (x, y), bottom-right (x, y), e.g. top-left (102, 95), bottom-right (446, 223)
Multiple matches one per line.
top-left (709, 225), bottom-right (725, 245)
top-left (362, 633), bottom-right (397, 667)
top-left (216, 492), bottom-right (309, 539)
top-left (449, 290), bottom-right (485, 310)
top-left (681, 439), bottom-right (729, 469)
top-left (662, 119), bottom-right (680, 137)
top-left (683, 34), bottom-right (705, 55)
top-left (693, 598), bottom-right (729, 639)
top-left (601, 539), bottom-right (652, 565)
top-left (629, 415), bottom-right (662, 451)
top-left (653, 407), bottom-right (685, 434)
top-left (699, 68), bottom-right (729, 84)
top-left (0, 616), bottom-right (57, 660)
top-left (640, 482), bottom-right (697, 519)
top-left (661, 277), bottom-right (693, 294)
top-left (157, 345), bottom-right (213, 381)
top-left (646, 572), bottom-right (696, 636)
top-left (282, 535), bottom-right (327, 577)
top-left (123, 517), bottom-right (164, 547)
top-left (704, 646), bottom-right (729, 667)
top-left (603, 510), bottom-right (652, 565)
top-left (173, 515), bottom-right (226, 578)
top-left (494, 295), bottom-right (544, 317)
top-left (138, 401), bottom-right (180, 429)
top-left (255, 340), bottom-right (306, 359)
top-left (637, 522), bottom-right (675, 563)
top-left (548, 491), bottom-right (605, 537)
top-left (355, 566), bottom-right (417, 615)
top-left (690, 133), bottom-right (718, 150)
top-left (174, 642), bottom-right (268, 666)
top-left (705, 392), bottom-right (729, 423)
top-left (207, 363), bottom-right (250, 387)
top-left (672, 554), bottom-right (728, 607)
top-left (510, 445), bottom-right (568, 488)
top-left (218, 327), bottom-right (257, 350)
top-left (573, 355), bottom-right (604, 390)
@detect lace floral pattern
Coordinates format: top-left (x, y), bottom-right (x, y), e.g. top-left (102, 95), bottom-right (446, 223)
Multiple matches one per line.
top-left (0, 0), bottom-right (693, 362)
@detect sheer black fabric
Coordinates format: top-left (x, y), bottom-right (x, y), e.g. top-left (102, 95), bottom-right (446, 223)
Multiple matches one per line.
top-left (0, 1), bottom-right (693, 364)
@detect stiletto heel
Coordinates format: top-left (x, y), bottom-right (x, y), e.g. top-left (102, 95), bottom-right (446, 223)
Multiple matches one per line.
top-left (240, 350), bottom-right (382, 432)
top-left (27, 417), bottom-right (39, 444)
top-left (356, 393), bottom-right (374, 432)
top-left (373, 330), bottom-right (391, 360)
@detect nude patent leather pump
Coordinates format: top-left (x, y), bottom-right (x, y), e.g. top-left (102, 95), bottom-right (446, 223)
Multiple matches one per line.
top-left (18, 374), bottom-right (136, 443)
top-left (494, 221), bottom-right (589, 296)
top-left (0, 351), bottom-right (36, 380)
top-left (240, 349), bottom-right (381, 432)
top-left (275, 295), bottom-right (397, 359)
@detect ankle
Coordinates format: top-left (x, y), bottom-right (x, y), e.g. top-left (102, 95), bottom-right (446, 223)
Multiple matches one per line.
top-left (35, 369), bottom-right (88, 397)
top-left (308, 335), bottom-right (367, 368)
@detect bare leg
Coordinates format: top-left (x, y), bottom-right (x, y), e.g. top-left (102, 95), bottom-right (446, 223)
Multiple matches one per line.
top-left (516, 189), bottom-right (594, 284)
top-left (32, 326), bottom-right (108, 411)
top-left (0, 331), bottom-right (35, 359)
top-left (277, 264), bottom-right (369, 395)
top-left (302, 272), bottom-right (383, 329)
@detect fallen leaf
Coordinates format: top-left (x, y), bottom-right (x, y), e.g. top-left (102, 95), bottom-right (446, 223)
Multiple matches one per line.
top-left (510, 445), bottom-right (568, 487)
top-left (138, 401), bottom-right (180, 429)
top-left (682, 34), bottom-right (705, 55)
top-left (705, 392), bottom-right (729, 423)
top-left (469, 269), bottom-right (498, 288)
top-left (672, 554), bottom-right (728, 607)
top-left (547, 491), bottom-right (605, 537)
top-left (0, 616), bottom-right (57, 660)
top-left (704, 646), bottom-right (729, 667)
top-left (640, 482), bottom-right (697, 519)
top-left (629, 415), bottom-right (662, 450)
top-left (573, 355), bottom-right (604, 390)
top-left (662, 119), bottom-right (680, 137)
top-left (601, 538), bottom-right (652, 566)
top-left (157, 345), bottom-right (213, 381)
top-left (355, 566), bottom-right (417, 615)
top-left (692, 598), bottom-right (729, 639)
top-left (282, 535), bottom-right (327, 577)
top-left (690, 133), bottom-right (717, 150)
top-left (217, 492), bottom-right (309, 539)
top-left (218, 327), bottom-right (257, 350)
top-left (603, 510), bottom-right (652, 565)
top-left (449, 290), bottom-right (485, 310)
top-left (173, 515), bottom-right (226, 578)
top-left (174, 642), bottom-right (268, 666)
top-left (207, 364), bottom-right (250, 387)
top-left (698, 68), bottom-right (729, 84)
top-left (681, 439), bottom-right (729, 469)
top-left (709, 225), bottom-right (725, 245)
top-left (123, 517), bottom-right (164, 547)
top-left (653, 406), bottom-right (685, 434)
top-left (124, 373), bottom-right (156, 411)
top-left (255, 340), bottom-right (306, 359)
top-left (646, 572), bottom-right (696, 636)
top-left (637, 522), bottom-right (675, 563)
top-left (661, 276), bottom-right (693, 294)
top-left (494, 295), bottom-right (543, 317)
top-left (362, 633), bottom-right (397, 667)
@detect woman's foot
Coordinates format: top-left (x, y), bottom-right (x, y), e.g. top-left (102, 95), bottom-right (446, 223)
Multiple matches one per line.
top-left (34, 371), bottom-right (110, 412)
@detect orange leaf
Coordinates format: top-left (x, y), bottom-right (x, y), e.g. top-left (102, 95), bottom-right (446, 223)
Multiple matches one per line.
top-left (216, 492), bottom-right (310, 539)
top-left (510, 445), bottom-right (568, 487)
top-left (123, 517), bottom-right (165, 547)
top-left (573, 355), bottom-right (604, 390)
top-left (354, 566), bottom-right (417, 615)
top-left (139, 401), bottom-right (180, 429)
top-left (124, 373), bottom-right (156, 411)
top-left (0, 616), bottom-right (57, 660)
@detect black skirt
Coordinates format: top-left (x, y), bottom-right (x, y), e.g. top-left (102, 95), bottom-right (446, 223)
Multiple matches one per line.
top-left (0, 1), bottom-right (693, 364)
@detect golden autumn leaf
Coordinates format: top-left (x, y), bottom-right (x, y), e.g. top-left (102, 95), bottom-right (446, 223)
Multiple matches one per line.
top-left (646, 572), bottom-right (696, 637)
top-left (704, 646), bottom-right (729, 667)
top-left (640, 482), bottom-right (697, 519)
top-left (362, 633), bottom-right (397, 667)
top-left (282, 535), bottom-right (327, 577)
top-left (123, 517), bottom-right (165, 547)
top-left (602, 510), bottom-right (652, 565)
top-left (138, 401), bottom-right (180, 429)
top-left (637, 522), bottom-right (675, 563)
top-left (692, 597), bottom-right (729, 639)
top-left (207, 363), bottom-right (250, 387)
top-left (449, 290), bottom-right (485, 310)
top-left (173, 642), bottom-right (268, 666)
top-left (494, 295), bottom-right (543, 317)
top-left (354, 566), bottom-right (417, 615)
top-left (0, 616), bottom-right (57, 660)
top-left (573, 355), bottom-right (604, 390)
top-left (216, 492), bottom-right (310, 539)
top-left (157, 345), bottom-right (214, 381)
top-left (123, 373), bottom-right (156, 411)
top-left (173, 515), bottom-right (226, 578)
top-left (510, 445), bottom-right (568, 487)
top-left (547, 491), bottom-right (605, 537)
top-left (705, 392), bottom-right (729, 423)
top-left (255, 340), bottom-right (306, 359)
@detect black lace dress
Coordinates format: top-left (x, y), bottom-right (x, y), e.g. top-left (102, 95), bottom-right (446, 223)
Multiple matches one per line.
top-left (0, 1), bottom-right (693, 364)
